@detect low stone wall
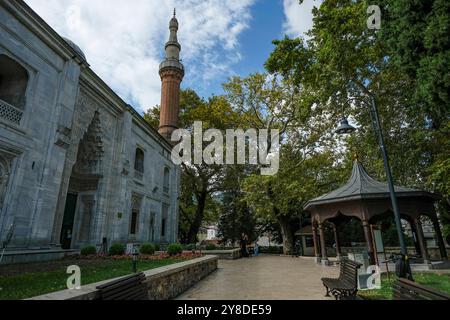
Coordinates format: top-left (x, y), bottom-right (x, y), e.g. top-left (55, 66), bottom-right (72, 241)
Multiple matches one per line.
top-left (0, 249), bottom-right (79, 265)
top-left (324, 246), bottom-right (450, 260)
top-left (202, 248), bottom-right (241, 260)
top-left (384, 247), bottom-right (450, 260)
top-left (29, 255), bottom-right (218, 300)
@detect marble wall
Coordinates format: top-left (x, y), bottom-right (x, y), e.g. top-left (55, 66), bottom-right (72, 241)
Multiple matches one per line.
top-left (0, 0), bottom-right (180, 253)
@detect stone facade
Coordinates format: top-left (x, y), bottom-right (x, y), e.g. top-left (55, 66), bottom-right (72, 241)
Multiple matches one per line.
top-left (0, 0), bottom-right (181, 254)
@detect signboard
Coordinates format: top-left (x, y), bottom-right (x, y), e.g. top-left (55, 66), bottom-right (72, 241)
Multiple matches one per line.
top-left (126, 243), bottom-right (134, 255)
top-left (373, 229), bottom-right (384, 253)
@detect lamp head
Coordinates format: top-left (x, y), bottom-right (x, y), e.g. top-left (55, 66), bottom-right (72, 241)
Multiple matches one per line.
top-left (335, 117), bottom-right (357, 135)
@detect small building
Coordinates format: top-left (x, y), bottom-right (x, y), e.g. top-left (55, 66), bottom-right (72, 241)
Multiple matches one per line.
top-left (304, 159), bottom-right (448, 266)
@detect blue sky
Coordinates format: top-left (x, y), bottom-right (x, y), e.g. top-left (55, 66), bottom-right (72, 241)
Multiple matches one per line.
top-left (25, 0), bottom-right (320, 112)
top-left (195, 0), bottom-right (286, 99)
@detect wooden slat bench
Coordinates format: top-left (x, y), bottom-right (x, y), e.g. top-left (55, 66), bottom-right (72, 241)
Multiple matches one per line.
top-left (95, 273), bottom-right (149, 300)
top-left (393, 278), bottom-right (450, 300)
top-left (321, 258), bottom-right (362, 300)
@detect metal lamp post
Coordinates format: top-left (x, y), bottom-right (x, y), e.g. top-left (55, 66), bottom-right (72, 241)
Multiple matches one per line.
top-left (132, 245), bottom-right (139, 274)
top-left (335, 93), bottom-right (412, 280)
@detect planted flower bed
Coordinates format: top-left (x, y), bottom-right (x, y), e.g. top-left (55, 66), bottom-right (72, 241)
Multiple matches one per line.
top-left (0, 252), bottom-right (202, 300)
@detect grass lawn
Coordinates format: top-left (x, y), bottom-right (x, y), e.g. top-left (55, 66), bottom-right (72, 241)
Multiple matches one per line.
top-left (0, 258), bottom-right (184, 300)
top-left (359, 272), bottom-right (450, 300)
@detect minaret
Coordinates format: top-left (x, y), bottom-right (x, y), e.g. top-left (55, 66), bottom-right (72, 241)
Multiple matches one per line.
top-left (159, 9), bottom-right (185, 142)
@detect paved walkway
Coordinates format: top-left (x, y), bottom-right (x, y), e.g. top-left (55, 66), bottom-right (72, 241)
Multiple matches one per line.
top-left (178, 255), bottom-right (340, 300)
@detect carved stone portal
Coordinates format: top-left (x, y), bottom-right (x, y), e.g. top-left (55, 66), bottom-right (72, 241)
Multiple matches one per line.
top-left (0, 153), bottom-right (11, 210)
top-left (73, 111), bottom-right (104, 175)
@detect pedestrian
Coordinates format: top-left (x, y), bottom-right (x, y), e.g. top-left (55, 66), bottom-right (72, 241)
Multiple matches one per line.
top-left (240, 233), bottom-right (249, 258)
top-left (254, 240), bottom-right (259, 257)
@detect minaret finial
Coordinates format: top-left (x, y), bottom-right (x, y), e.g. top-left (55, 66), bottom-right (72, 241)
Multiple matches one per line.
top-left (173, 8), bottom-right (176, 18)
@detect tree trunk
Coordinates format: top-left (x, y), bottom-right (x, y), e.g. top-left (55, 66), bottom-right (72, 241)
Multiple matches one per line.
top-left (279, 216), bottom-right (293, 255)
top-left (187, 190), bottom-right (207, 244)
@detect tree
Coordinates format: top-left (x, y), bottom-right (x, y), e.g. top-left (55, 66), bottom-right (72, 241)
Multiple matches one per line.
top-left (217, 190), bottom-right (259, 246)
top-left (242, 146), bottom-right (348, 254)
top-left (145, 89), bottom-right (245, 244)
top-left (379, 0), bottom-right (450, 129)
top-left (379, 0), bottom-right (450, 241)
top-left (267, 0), bottom-right (450, 244)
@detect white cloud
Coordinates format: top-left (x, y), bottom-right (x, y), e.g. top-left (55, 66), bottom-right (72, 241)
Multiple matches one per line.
top-left (24, 0), bottom-right (255, 112)
top-left (283, 0), bottom-right (322, 38)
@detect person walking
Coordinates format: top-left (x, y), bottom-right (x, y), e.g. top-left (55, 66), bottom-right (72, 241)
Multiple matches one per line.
top-left (254, 240), bottom-right (259, 257)
top-left (240, 233), bottom-right (249, 258)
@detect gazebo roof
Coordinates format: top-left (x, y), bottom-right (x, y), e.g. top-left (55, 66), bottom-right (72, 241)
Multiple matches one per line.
top-left (304, 160), bottom-right (437, 210)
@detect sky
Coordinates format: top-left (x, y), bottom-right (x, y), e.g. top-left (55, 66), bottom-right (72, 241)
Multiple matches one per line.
top-left (25, 0), bottom-right (321, 113)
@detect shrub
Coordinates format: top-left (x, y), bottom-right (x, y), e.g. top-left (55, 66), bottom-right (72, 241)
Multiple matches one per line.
top-left (154, 244), bottom-right (161, 252)
top-left (185, 244), bottom-right (196, 251)
top-left (108, 243), bottom-right (125, 256)
top-left (80, 245), bottom-right (97, 256)
top-left (167, 243), bottom-right (183, 256)
top-left (206, 244), bottom-right (217, 251)
top-left (140, 243), bottom-right (155, 255)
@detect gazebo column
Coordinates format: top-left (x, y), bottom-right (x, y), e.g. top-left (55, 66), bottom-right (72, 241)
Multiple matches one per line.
top-left (332, 223), bottom-right (342, 261)
top-left (432, 217), bottom-right (448, 260)
top-left (414, 218), bottom-right (430, 264)
top-left (312, 224), bottom-right (321, 264)
top-left (318, 223), bottom-right (329, 266)
top-left (362, 220), bottom-right (375, 265)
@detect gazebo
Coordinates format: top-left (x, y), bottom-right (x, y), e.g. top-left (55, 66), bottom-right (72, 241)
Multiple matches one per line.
top-left (304, 159), bottom-right (448, 266)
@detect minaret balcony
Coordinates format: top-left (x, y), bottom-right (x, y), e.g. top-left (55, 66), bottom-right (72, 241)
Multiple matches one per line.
top-left (165, 41), bottom-right (181, 50)
top-left (159, 59), bottom-right (185, 74)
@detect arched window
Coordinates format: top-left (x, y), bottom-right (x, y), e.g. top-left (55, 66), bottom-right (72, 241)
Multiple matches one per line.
top-left (134, 148), bottom-right (145, 176)
top-left (163, 167), bottom-right (170, 194)
top-left (0, 55), bottom-right (29, 125)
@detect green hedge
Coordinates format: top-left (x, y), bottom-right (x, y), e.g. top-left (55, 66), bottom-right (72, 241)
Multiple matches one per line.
top-left (167, 243), bottom-right (183, 256)
top-left (80, 245), bottom-right (97, 256)
top-left (108, 243), bottom-right (125, 256)
top-left (139, 243), bottom-right (155, 255)
top-left (183, 244), bottom-right (197, 251)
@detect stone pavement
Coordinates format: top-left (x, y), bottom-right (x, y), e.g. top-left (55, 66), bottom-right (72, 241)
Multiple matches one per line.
top-left (177, 255), bottom-right (340, 300)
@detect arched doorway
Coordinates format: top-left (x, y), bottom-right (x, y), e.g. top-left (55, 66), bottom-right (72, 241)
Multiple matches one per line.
top-left (60, 112), bottom-right (104, 249)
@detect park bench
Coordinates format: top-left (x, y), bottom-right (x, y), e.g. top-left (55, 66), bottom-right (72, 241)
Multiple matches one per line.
top-left (321, 258), bottom-right (362, 300)
top-left (393, 278), bottom-right (450, 300)
top-left (95, 272), bottom-right (149, 300)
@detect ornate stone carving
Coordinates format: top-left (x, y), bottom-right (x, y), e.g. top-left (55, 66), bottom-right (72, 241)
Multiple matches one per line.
top-left (73, 111), bottom-right (104, 175)
top-left (0, 153), bottom-right (11, 210)
top-left (0, 99), bottom-right (23, 125)
top-left (55, 125), bottom-right (72, 149)
top-left (132, 193), bottom-right (143, 211)
top-left (68, 173), bottom-right (102, 193)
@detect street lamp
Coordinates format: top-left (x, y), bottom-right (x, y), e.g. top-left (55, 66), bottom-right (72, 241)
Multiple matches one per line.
top-left (335, 117), bottom-right (357, 135)
top-left (132, 245), bottom-right (139, 274)
top-left (335, 93), bottom-right (413, 280)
